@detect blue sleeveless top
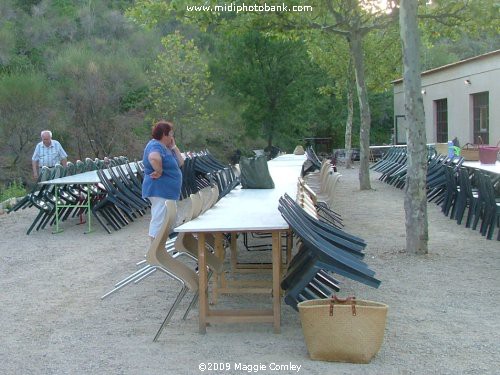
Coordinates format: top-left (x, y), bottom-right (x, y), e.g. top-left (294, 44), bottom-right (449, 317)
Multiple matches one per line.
top-left (141, 139), bottom-right (182, 200)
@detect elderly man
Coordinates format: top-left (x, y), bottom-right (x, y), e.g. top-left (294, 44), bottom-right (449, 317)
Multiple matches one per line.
top-left (32, 130), bottom-right (68, 179)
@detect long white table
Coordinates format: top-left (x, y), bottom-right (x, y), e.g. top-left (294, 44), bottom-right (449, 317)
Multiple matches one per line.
top-left (463, 161), bottom-right (500, 175)
top-left (40, 163), bottom-right (138, 233)
top-left (175, 154), bottom-right (305, 333)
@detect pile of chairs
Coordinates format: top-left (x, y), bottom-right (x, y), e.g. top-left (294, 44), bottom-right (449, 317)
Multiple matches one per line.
top-left (278, 193), bottom-right (380, 310)
top-left (370, 146), bottom-right (410, 188)
top-left (301, 146), bottom-right (323, 176)
top-left (373, 147), bottom-right (499, 240)
top-left (9, 156), bottom-right (141, 234)
top-left (181, 150), bottom-right (240, 201)
top-left (300, 157), bottom-right (343, 229)
top-left (438, 164), bottom-right (500, 240)
top-left (278, 154), bottom-right (380, 310)
top-left (93, 159), bottom-right (150, 234)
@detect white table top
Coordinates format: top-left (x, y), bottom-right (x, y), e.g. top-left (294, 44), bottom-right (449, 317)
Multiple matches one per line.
top-left (40, 163), bottom-right (138, 185)
top-left (463, 161), bottom-right (500, 174)
top-left (176, 154), bottom-right (305, 233)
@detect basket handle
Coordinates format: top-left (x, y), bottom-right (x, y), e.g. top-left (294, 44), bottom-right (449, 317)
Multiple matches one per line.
top-left (478, 136), bottom-right (500, 147)
top-left (461, 143), bottom-right (477, 150)
top-left (329, 296), bottom-right (357, 316)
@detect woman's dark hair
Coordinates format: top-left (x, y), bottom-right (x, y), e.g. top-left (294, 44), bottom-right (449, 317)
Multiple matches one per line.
top-left (151, 121), bottom-right (174, 140)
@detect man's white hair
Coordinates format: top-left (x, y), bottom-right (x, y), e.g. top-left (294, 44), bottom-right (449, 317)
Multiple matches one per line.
top-left (41, 130), bottom-right (52, 138)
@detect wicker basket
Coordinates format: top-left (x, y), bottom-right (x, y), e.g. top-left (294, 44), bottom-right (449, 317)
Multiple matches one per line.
top-left (298, 297), bottom-right (388, 363)
top-left (461, 143), bottom-right (480, 161)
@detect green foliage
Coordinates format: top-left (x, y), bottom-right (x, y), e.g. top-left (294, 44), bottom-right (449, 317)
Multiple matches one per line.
top-left (419, 0), bottom-right (500, 44)
top-left (369, 91), bottom-right (394, 145)
top-left (147, 31), bottom-right (213, 149)
top-left (49, 44), bottom-right (147, 159)
top-left (51, 0), bottom-right (77, 17)
top-left (0, 20), bottom-right (17, 67)
top-left (14, 0), bottom-right (41, 13)
top-left (0, 71), bottom-right (59, 182)
top-left (120, 86), bottom-right (149, 112)
top-left (210, 31), bottom-right (328, 150)
top-left (0, 179), bottom-right (26, 204)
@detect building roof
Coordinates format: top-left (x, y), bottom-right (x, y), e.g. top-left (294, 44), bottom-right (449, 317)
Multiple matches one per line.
top-left (392, 49), bottom-right (500, 84)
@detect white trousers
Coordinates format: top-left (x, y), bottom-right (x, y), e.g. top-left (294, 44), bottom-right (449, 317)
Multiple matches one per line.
top-left (148, 197), bottom-right (168, 238)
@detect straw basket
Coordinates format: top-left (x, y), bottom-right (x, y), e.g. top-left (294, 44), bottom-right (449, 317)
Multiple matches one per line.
top-left (461, 143), bottom-right (480, 161)
top-left (478, 137), bottom-right (500, 164)
top-left (298, 297), bottom-right (388, 363)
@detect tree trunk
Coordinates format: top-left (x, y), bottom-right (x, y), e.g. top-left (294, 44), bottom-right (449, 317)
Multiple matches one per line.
top-left (349, 32), bottom-right (371, 190)
top-left (400, 0), bottom-right (428, 255)
top-left (344, 63), bottom-right (355, 169)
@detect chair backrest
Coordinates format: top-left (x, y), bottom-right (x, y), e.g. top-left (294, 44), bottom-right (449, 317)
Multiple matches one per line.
top-left (53, 164), bottom-right (64, 179)
top-left (323, 172), bottom-right (342, 208)
top-left (209, 185), bottom-right (220, 207)
top-left (477, 171), bottom-right (496, 206)
top-left (298, 178), bottom-right (318, 205)
top-left (146, 200), bottom-right (198, 291)
top-left (84, 158), bottom-right (96, 171)
top-left (458, 168), bottom-right (472, 198)
top-left (198, 186), bottom-right (213, 214)
top-left (174, 196), bottom-right (194, 228)
top-left (75, 160), bottom-right (85, 174)
top-left (190, 192), bottom-right (203, 219)
top-left (39, 166), bottom-right (53, 182)
top-left (297, 191), bottom-right (319, 219)
top-left (65, 161), bottom-right (76, 176)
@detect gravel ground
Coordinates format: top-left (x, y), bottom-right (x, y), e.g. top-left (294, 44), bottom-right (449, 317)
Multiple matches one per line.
top-left (0, 165), bottom-right (499, 375)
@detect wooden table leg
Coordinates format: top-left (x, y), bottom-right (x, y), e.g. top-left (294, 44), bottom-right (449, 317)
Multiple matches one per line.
top-left (230, 232), bottom-right (238, 274)
top-left (272, 231), bottom-right (281, 333)
top-left (198, 232), bottom-right (207, 334)
top-left (286, 230), bottom-right (293, 266)
top-left (212, 232), bottom-right (225, 305)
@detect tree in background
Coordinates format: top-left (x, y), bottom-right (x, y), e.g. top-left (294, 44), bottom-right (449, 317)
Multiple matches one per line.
top-left (308, 23), bottom-right (400, 167)
top-left (211, 31), bottom-right (323, 151)
top-left (419, 0), bottom-right (499, 69)
top-left (147, 31), bottom-right (213, 149)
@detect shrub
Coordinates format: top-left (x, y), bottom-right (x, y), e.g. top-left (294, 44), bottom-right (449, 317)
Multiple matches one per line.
top-left (0, 179), bottom-right (26, 204)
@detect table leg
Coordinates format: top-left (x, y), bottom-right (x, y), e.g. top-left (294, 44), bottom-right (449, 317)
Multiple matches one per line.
top-left (198, 232), bottom-right (207, 334)
top-left (272, 231), bottom-right (281, 333)
top-left (212, 232), bottom-right (225, 305)
top-left (286, 230), bottom-right (293, 266)
top-left (84, 183), bottom-right (94, 234)
top-left (230, 232), bottom-right (238, 275)
top-left (52, 186), bottom-right (63, 234)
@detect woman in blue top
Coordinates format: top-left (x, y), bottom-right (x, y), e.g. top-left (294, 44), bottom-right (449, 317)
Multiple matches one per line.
top-left (142, 121), bottom-right (184, 238)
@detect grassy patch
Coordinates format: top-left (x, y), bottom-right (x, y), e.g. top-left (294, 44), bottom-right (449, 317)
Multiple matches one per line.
top-left (0, 179), bottom-right (26, 205)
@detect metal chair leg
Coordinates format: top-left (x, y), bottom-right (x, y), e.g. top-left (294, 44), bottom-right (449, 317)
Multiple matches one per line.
top-left (182, 291), bottom-right (198, 320)
top-left (100, 265), bottom-right (155, 299)
top-left (153, 285), bottom-right (189, 342)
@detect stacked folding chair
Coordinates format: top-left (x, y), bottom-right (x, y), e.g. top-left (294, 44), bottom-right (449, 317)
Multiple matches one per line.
top-left (278, 194), bottom-right (380, 310)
